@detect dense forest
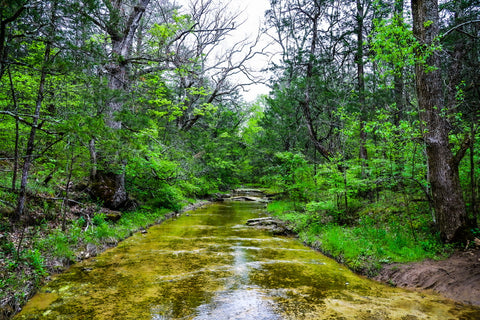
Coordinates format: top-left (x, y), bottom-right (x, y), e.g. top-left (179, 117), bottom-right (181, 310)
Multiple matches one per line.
top-left (1, 0), bottom-right (480, 317)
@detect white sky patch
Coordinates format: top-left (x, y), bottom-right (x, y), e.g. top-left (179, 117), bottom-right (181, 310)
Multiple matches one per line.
top-left (175, 0), bottom-right (274, 102)
top-left (231, 0), bottom-right (273, 102)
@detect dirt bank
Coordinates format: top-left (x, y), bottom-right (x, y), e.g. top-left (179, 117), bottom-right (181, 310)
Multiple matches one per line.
top-left (374, 248), bottom-right (480, 306)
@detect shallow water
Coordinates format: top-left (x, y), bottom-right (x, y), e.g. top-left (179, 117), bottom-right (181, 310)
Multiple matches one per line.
top-left (14, 201), bottom-right (480, 319)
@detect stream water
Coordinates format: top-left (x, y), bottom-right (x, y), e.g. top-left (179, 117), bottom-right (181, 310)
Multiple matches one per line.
top-left (14, 198), bottom-right (480, 319)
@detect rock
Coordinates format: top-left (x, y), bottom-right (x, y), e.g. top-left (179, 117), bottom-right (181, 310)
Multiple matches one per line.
top-left (246, 217), bottom-right (277, 226)
top-left (103, 210), bottom-right (122, 222)
top-left (89, 171), bottom-right (128, 209)
top-left (231, 196), bottom-right (268, 203)
top-left (246, 217), bottom-right (293, 235)
top-left (210, 193), bottom-right (231, 202)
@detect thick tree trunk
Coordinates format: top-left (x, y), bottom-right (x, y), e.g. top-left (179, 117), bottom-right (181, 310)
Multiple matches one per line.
top-left (90, 0), bottom-right (150, 209)
top-left (470, 128), bottom-right (477, 226)
top-left (411, 0), bottom-right (468, 242)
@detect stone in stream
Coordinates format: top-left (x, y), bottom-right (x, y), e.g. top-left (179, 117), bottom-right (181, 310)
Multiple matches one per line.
top-left (246, 217), bottom-right (293, 235)
top-left (230, 196), bottom-right (269, 202)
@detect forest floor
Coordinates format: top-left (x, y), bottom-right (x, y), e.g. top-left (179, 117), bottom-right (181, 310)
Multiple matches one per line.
top-left (374, 248), bottom-right (480, 306)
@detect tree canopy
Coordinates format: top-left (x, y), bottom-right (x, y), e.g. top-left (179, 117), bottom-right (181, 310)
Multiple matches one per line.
top-left (0, 0), bottom-right (479, 250)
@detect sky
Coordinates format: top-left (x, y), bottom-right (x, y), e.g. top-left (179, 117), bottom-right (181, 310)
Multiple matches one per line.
top-left (229, 0), bottom-right (273, 102)
top-left (176, 0), bottom-right (273, 102)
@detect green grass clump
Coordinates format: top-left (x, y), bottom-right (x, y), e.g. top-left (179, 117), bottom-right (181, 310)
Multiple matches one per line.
top-left (33, 206), bottom-right (178, 268)
top-left (268, 199), bottom-right (447, 276)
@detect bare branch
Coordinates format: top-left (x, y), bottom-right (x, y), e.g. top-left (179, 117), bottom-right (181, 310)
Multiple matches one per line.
top-left (442, 20), bottom-right (480, 38)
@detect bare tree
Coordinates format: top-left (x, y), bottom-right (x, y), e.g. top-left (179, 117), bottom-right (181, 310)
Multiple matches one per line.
top-left (172, 0), bottom-right (264, 132)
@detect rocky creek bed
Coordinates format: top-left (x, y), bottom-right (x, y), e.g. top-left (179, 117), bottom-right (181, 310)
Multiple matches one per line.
top-left (3, 192), bottom-right (479, 319)
top-left (13, 200), bottom-right (480, 319)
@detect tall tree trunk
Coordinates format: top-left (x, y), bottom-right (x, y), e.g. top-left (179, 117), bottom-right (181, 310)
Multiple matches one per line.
top-left (300, 8), bottom-right (331, 161)
top-left (411, 0), bottom-right (468, 242)
top-left (7, 67), bottom-right (19, 192)
top-left (393, 0), bottom-right (405, 126)
top-left (356, 0), bottom-right (368, 167)
top-left (0, 4), bottom-right (26, 81)
top-left (15, 41), bottom-right (51, 219)
top-left (470, 125), bottom-right (477, 226)
top-left (90, 0), bottom-right (150, 209)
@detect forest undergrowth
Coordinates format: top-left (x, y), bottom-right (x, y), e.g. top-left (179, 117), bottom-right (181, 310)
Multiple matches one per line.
top-left (267, 197), bottom-right (477, 277)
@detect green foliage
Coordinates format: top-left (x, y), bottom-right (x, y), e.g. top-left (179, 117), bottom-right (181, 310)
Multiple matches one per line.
top-left (38, 228), bottom-right (76, 262)
top-left (266, 152), bottom-right (315, 203)
top-left (148, 11), bottom-right (194, 48)
top-left (269, 199), bottom-right (447, 275)
top-left (370, 11), bottom-right (443, 80)
top-left (370, 15), bottom-right (417, 80)
top-left (24, 249), bottom-right (47, 277)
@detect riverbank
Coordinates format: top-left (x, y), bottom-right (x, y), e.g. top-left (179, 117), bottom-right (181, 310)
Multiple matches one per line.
top-left (302, 232), bottom-right (480, 307)
top-left (0, 200), bottom-right (209, 320)
top-left (264, 199), bottom-right (480, 308)
top-left (374, 248), bottom-right (480, 306)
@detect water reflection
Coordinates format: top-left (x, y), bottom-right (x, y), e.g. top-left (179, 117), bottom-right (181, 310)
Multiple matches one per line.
top-left (14, 201), bottom-right (480, 320)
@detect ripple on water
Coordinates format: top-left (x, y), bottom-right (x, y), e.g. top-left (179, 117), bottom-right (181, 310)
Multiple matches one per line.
top-left (191, 288), bottom-right (282, 320)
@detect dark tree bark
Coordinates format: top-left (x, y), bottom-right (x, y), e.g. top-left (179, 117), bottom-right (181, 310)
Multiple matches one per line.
top-left (411, 0), bottom-right (468, 242)
top-left (7, 67), bottom-right (20, 192)
top-left (90, 0), bottom-right (150, 209)
top-left (356, 0), bottom-right (368, 165)
top-left (470, 124), bottom-right (478, 226)
top-left (298, 2), bottom-right (331, 161)
top-left (15, 40), bottom-right (51, 219)
top-left (393, 0), bottom-right (405, 126)
top-left (0, 3), bottom-right (26, 80)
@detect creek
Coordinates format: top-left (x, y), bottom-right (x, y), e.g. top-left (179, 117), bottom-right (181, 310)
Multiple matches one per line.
top-left (14, 197), bottom-right (480, 319)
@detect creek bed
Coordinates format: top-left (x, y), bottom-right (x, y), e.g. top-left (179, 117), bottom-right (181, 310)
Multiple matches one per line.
top-left (14, 200), bottom-right (480, 319)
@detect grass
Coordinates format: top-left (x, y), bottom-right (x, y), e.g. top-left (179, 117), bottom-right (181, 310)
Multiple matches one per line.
top-left (36, 206), bottom-right (174, 262)
top-left (267, 199), bottom-right (450, 276)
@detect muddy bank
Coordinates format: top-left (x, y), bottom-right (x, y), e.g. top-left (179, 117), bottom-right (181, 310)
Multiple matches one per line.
top-left (374, 248), bottom-right (480, 306)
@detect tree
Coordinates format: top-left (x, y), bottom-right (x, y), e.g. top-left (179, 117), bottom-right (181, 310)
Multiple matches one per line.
top-left (411, 0), bottom-right (469, 242)
top-left (82, 0), bottom-right (151, 209)
top-left (265, 0), bottom-right (353, 161)
top-left (0, 1), bottom-right (26, 80)
top-left (441, 0), bottom-right (480, 225)
top-left (355, 0), bottom-right (368, 164)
